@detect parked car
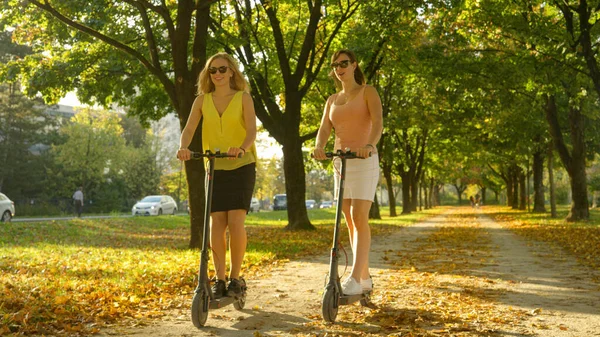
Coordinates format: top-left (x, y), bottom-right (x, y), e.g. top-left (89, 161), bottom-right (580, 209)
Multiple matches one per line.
top-left (0, 193), bottom-right (15, 222)
top-left (320, 200), bottom-right (333, 209)
top-left (305, 199), bottom-right (316, 209)
top-left (132, 195), bottom-right (177, 216)
top-left (250, 197), bottom-right (260, 212)
top-left (272, 194), bottom-right (287, 211)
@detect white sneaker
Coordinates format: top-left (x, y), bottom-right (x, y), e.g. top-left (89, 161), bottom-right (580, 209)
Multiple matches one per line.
top-left (341, 277), bottom-right (362, 295)
top-left (361, 277), bottom-right (373, 292)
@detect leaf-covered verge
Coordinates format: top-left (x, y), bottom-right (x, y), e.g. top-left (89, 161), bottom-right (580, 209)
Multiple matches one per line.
top-left (0, 208), bottom-right (445, 336)
top-left (486, 205), bottom-right (600, 277)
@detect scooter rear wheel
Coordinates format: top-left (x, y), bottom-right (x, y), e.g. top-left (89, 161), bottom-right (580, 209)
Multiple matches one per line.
top-left (233, 294), bottom-right (246, 310)
top-left (191, 290), bottom-right (209, 328)
top-left (321, 287), bottom-right (339, 323)
top-left (233, 278), bottom-right (247, 310)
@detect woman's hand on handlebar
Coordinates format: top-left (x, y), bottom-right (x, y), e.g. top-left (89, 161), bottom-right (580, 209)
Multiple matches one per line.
top-left (312, 147), bottom-right (327, 160)
top-left (227, 147), bottom-right (244, 159)
top-left (357, 145), bottom-right (373, 159)
top-left (177, 148), bottom-right (191, 161)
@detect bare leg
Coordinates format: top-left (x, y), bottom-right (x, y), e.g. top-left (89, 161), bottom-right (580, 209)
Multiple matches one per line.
top-left (210, 212), bottom-right (228, 281)
top-left (226, 209), bottom-right (247, 280)
top-left (349, 199), bottom-right (372, 281)
top-left (341, 199), bottom-right (354, 252)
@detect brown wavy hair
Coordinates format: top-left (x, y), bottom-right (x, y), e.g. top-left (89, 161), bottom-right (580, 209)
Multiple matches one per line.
top-left (328, 49), bottom-right (366, 89)
top-left (196, 52), bottom-right (249, 95)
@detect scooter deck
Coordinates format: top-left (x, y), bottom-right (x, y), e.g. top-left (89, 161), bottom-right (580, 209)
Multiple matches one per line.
top-left (209, 296), bottom-right (236, 309)
top-left (339, 291), bottom-right (372, 305)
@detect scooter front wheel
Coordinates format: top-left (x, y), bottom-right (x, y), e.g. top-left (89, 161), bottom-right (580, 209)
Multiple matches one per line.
top-left (321, 287), bottom-right (339, 323)
top-left (191, 290), bottom-right (209, 328)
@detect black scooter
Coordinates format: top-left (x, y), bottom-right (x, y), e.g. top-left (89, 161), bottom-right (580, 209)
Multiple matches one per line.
top-left (320, 149), bottom-right (373, 323)
top-left (190, 150), bottom-right (246, 328)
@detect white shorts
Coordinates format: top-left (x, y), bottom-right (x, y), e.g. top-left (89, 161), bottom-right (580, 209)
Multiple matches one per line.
top-left (333, 154), bottom-right (379, 202)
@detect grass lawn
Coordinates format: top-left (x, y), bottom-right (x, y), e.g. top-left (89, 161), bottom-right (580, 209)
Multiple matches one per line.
top-left (0, 206), bottom-right (445, 336)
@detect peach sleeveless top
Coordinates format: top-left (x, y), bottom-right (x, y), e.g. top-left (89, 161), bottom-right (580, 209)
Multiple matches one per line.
top-left (329, 86), bottom-right (372, 151)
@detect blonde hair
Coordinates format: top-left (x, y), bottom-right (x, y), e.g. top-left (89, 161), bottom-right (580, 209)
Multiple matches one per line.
top-left (196, 52), bottom-right (249, 95)
top-left (328, 49), bottom-right (366, 90)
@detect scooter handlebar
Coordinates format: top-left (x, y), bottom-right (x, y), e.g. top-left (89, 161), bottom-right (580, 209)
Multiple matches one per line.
top-left (191, 150), bottom-right (242, 159)
top-left (311, 148), bottom-right (360, 160)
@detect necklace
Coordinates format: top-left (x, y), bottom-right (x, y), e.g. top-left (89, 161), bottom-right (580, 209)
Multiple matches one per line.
top-left (338, 85), bottom-right (362, 105)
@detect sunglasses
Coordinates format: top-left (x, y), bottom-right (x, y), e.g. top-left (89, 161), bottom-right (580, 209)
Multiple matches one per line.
top-left (208, 66), bottom-right (229, 74)
top-left (330, 59), bottom-right (351, 69)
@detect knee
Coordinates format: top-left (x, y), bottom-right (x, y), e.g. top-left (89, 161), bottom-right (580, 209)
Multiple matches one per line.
top-left (228, 223), bottom-right (246, 236)
top-left (350, 212), bottom-right (369, 229)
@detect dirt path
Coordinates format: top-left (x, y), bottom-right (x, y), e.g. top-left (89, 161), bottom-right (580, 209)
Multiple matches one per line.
top-left (99, 208), bottom-right (600, 336)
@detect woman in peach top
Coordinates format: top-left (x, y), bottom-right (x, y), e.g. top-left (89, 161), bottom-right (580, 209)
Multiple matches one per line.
top-left (313, 49), bottom-right (383, 295)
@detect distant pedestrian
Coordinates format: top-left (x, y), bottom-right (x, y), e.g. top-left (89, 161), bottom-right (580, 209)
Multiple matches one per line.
top-left (469, 195), bottom-right (475, 208)
top-left (73, 186), bottom-right (84, 217)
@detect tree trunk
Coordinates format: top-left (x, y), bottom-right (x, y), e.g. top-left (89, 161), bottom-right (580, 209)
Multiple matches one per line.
top-left (369, 195), bottom-right (381, 219)
top-left (512, 165), bottom-right (519, 210)
top-left (453, 184), bottom-right (465, 205)
top-left (423, 181), bottom-right (429, 209)
top-left (410, 178), bottom-right (419, 211)
top-left (545, 95), bottom-right (589, 221)
top-left (505, 167), bottom-right (513, 207)
top-left (281, 117), bottom-right (313, 229)
top-left (532, 149), bottom-right (546, 212)
top-left (519, 169), bottom-right (526, 210)
top-left (178, 88), bottom-right (205, 249)
top-left (383, 164), bottom-right (397, 216)
top-left (481, 187), bottom-right (486, 205)
top-left (401, 173), bottom-right (411, 214)
top-left (433, 184), bottom-right (441, 207)
top-left (548, 145), bottom-right (557, 218)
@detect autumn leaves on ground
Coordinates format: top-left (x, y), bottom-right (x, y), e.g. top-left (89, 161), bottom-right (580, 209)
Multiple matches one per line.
top-left (2, 207), bottom-right (600, 336)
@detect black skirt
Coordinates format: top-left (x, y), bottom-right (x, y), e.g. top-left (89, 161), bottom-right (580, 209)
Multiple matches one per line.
top-left (211, 163), bottom-right (256, 213)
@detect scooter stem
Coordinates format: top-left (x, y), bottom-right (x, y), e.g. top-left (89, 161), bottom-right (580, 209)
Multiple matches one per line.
top-left (329, 154), bottom-right (347, 286)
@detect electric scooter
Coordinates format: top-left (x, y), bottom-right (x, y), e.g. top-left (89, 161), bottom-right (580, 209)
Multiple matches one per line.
top-left (190, 150), bottom-right (246, 328)
top-left (320, 149), bottom-right (373, 323)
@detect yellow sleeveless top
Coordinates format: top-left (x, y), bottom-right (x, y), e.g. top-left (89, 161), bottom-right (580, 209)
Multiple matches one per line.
top-left (201, 91), bottom-right (257, 170)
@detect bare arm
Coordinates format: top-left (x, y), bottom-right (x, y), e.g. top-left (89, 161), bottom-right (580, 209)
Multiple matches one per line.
top-left (313, 95), bottom-right (335, 160)
top-left (356, 85), bottom-right (383, 158)
top-left (228, 92), bottom-right (257, 158)
top-left (177, 95), bottom-right (204, 161)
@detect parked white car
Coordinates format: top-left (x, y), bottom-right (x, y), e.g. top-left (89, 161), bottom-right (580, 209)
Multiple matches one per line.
top-left (132, 195), bottom-right (177, 216)
top-left (0, 193), bottom-right (15, 222)
top-left (249, 197), bottom-right (260, 212)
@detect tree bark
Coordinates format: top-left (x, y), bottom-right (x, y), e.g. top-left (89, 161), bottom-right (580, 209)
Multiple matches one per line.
top-left (505, 167), bottom-right (513, 207)
top-left (532, 148), bottom-right (546, 212)
top-left (369, 195), bottom-right (381, 219)
top-left (548, 144), bottom-right (557, 218)
top-left (511, 165), bottom-right (519, 210)
top-left (544, 95), bottom-right (589, 221)
top-left (383, 163), bottom-right (397, 216)
top-left (281, 112), bottom-right (312, 229)
top-left (519, 169), bottom-right (526, 210)
top-left (400, 172), bottom-right (411, 214)
top-left (453, 183), bottom-right (466, 205)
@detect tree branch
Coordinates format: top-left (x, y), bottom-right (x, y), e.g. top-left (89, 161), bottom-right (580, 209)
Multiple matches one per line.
top-left (28, 0), bottom-right (175, 100)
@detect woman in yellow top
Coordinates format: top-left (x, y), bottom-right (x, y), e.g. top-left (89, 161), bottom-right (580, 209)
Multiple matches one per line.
top-left (177, 52), bottom-right (257, 299)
